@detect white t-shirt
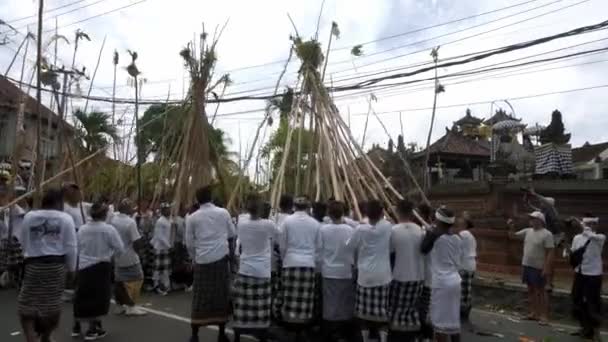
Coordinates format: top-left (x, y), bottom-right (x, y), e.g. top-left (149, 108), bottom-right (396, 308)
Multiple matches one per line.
top-left (110, 213), bottom-right (142, 267)
top-left (152, 216), bottom-right (173, 251)
top-left (429, 234), bottom-right (462, 288)
top-left (270, 212), bottom-right (290, 272)
top-left (391, 222), bottom-right (425, 282)
top-left (237, 218), bottom-right (278, 278)
top-left (458, 230), bottom-right (477, 272)
top-left (279, 211), bottom-right (321, 269)
top-left (319, 222), bottom-right (355, 279)
top-left (516, 228), bottom-right (554, 270)
top-left (186, 203), bottom-right (236, 264)
top-left (78, 221), bottom-right (124, 270)
top-left (571, 227), bottom-right (606, 276)
top-left (63, 202), bottom-right (91, 229)
top-left (18, 209), bottom-right (78, 272)
top-left (347, 219), bottom-right (393, 287)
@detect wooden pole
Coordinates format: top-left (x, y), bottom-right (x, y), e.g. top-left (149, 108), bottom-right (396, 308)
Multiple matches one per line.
top-left (111, 50), bottom-right (118, 160)
top-left (4, 34), bottom-right (29, 76)
top-left (135, 75), bottom-right (142, 214)
top-left (83, 36), bottom-right (106, 113)
top-left (33, 0), bottom-right (44, 207)
top-left (424, 59), bottom-right (440, 191)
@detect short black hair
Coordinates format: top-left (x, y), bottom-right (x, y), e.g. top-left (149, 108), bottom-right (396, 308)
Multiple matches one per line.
top-left (417, 203), bottom-right (433, 221)
top-left (367, 200), bottom-right (383, 221)
top-left (358, 201), bottom-right (368, 217)
top-left (327, 201), bottom-right (344, 221)
top-left (89, 202), bottom-right (109, 221)
top-left (41, 188), bottom-right (64, 209)
top-left (189, 202), bottom-right (200, 215)
top-left (396, 199), bottom-right (414, 218)
top-left (261, 202), bottom-right (272, 219)
top-left (195, 186), bottom-right (213, 204)
top-left (294, 197), bottom-right (310, 211)
top-left (312, 202), bottom-right (327, 222)
top-left (279, 194), bottom-right (293, 212)
top-left (245, 193), bottom-right (261, 217)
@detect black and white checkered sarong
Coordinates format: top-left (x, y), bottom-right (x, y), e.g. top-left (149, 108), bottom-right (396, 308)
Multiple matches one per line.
top-left (355, 283), bottom-right (390, 322)
top-left (389, 280), bottom-right (423, 331)
top-left (232, 274), bottom-right (271, 328)
top-left (154, 250), bottom-right (171, 272)
top-left (460, 270), bottom-right (474, 311)
top-left (271, 270), bottom-right (282, 321)
top-left (280, 267), bottom-right (316, 324)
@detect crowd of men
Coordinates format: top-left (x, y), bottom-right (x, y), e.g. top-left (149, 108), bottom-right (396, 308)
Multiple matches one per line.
top-left (0, 179), bottom-right (605, 342)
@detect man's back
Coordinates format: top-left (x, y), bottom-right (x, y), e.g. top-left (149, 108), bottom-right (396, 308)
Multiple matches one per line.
top-left (320, 223), bottom-right (354, 279)
top-left (391, 222), bottom-right (425, 282)
top-left (349, 219), bottom-right (392, 287)
top-left (186, 203), bottom-right (236, 264)
top-left (280, 212), bottom-right (320, 268)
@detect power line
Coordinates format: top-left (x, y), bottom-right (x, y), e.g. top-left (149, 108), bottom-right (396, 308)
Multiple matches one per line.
top-left (10, 0), bottom-right (113, 32)
top-left (43, 0), bottom-right (148, 33)
top-left (4, 0), bottom-right (88, 23)
top-left (219, 0), bottom-right (547, 73)
top-left (175, 0), bottom-right (587, 94)
top-left (5, 18), bottom-right (608, 106)
top-left (352, 84), bottom-right (608, 116)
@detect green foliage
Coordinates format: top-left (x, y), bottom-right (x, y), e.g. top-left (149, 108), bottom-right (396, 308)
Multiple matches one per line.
top-left (138, 104), bottom-right (233, 162)
top-left (72, 109), bottom-right (119, 153)
top-left (293, 37), bottom-right (324, 73)
top-left (261, 117), bottom-right (315, 194)
top-left (268, 87), bottom-right (294, 121)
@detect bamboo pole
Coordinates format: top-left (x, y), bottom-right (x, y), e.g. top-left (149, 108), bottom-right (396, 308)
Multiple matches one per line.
top-left (83, 36), bottom-right (106, 113)
top-left (1, 149), bottom-right (104, 211)
top-left (294, 110), bottom-right (305, 195)
top-left (4, 33), bottom-right (30, 76)
top-left (424, 53), bottom-right (440, 191)
top-left (111, 50), bottom-right (119, 160)
top-left (134, 74), bottom-right (142, 214)
top-left (226, 47), bottom-right (294, 211)
top-left (33, 0), bottom-right (45, 207)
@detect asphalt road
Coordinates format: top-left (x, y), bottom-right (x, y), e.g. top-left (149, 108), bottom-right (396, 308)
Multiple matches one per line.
top-left (0, 289), bottom-right (604, 342)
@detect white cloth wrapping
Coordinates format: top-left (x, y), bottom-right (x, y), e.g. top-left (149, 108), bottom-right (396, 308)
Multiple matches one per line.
top-left (430, 281), bottom-right (461, 335)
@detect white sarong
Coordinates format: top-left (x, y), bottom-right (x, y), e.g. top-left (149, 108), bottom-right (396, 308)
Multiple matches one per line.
top-left (430, 281), bottom-right (461, 335)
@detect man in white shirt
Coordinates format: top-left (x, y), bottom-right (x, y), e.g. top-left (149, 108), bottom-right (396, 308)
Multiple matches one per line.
top-left (17, 188), bottom-right (77, 342)
top-left (185, 186), bottom-right (236, 342)
top-left (0, 182), bottom-right (26, 289)
top-left (347, 200), bottom-right (392, 342)
top-left (455, 212), bottom-right (477, 331)
top-left (319, 200), bottom-right (357, 342)
top-left (570, 214), bottom-right (605, 340)
top-left (110, 199), bottom-right (147, 316)
top-left (72, 202), bottom-right (124, 340)
top-left (61, 182), bottom-right (90, 230)
top-left (508, 211), bottom-right (554, 324)
top-left (278, 196), bottom-right (320, 338)
top-left (389, 200), bottom-right (425, 340)
top-left (151, 203), bottom-right (173, 295)
top-left (421, 207), bottom-right (463, 342)
top-left (232, 194), bottom-right (278, 342)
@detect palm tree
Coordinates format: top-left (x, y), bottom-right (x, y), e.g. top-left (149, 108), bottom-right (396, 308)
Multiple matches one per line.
top-left (72, 109), bottom-right (119, 153)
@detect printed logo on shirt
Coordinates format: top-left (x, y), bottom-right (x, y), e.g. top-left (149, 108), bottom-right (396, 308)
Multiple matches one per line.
top-left (30, 220), bottom-right (61, 238)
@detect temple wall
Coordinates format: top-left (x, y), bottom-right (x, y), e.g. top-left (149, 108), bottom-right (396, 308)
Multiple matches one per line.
top-left (428, 180), bottom-right (608, 276)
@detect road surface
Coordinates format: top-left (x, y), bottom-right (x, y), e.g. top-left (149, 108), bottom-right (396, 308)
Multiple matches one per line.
top-left (0, 289), bottom-right (604, 341)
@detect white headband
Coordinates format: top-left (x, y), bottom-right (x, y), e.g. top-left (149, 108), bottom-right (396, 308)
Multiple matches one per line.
top-left (435, 210), bottom-right (455, 225)
top-left (582, 217), bottom-right (599, 224)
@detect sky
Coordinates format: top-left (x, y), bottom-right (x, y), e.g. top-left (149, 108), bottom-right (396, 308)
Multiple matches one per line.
top-left (1, 0), bottom-right (608, 168)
